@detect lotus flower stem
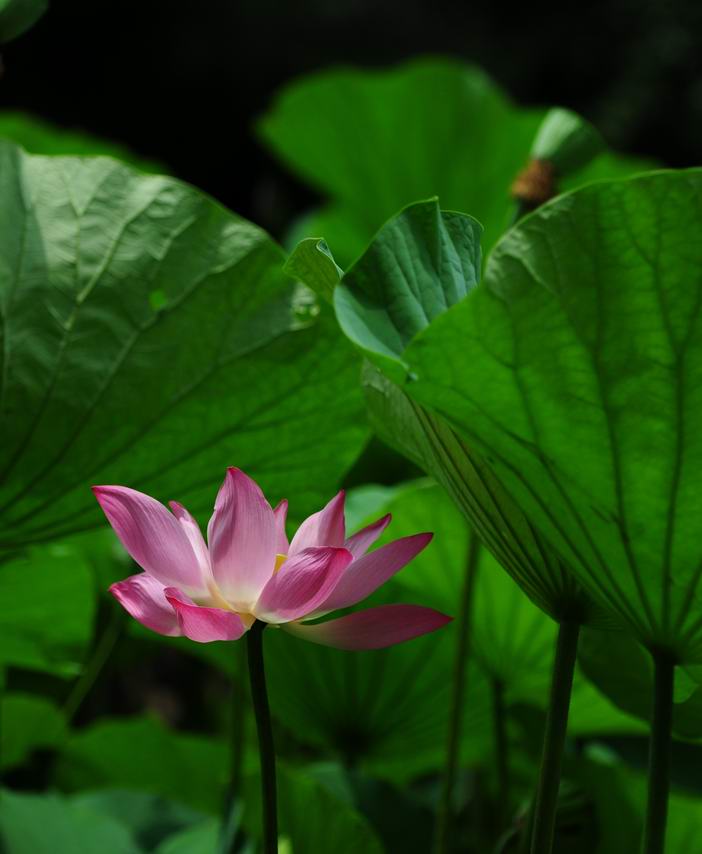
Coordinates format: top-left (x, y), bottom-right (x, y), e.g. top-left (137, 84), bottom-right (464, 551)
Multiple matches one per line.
top-left (530, 618), bottom-right (580, 854)
top-left (247, 620), bottom-right (278, 854)
top-left (220, 645), bottom-right (247, 854)
top-left (433, 532), bottom-right (480, 854)
top-left (642, 652), bottom-right (675, 854)
top-left (492, 677), bottom-right (510, 829)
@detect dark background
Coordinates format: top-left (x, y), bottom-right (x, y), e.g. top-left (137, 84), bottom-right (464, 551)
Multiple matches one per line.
top-left (3, 0), bottom-right (701, 238)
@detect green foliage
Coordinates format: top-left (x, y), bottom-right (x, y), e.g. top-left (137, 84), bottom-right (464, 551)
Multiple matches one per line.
top-left (294, 199), bottom-right (597, 624)
top-left (580, 629), bottom-right (702, 738)
top-left (335, 199), bottom-right (482, 382)
top-left (263, 580), bottom-right (494, 781)
top-left (404, 170), bottom-right (702, 662)
top-left (243, 764), bottom-right (385, 854)
top-left (259, 57), bottom-right (651, 266)
top-left (1, 693), bottom-right (66, 769)
top-left (55, 716), bottom-right (228, 813)
top-left (0, 542), bottom-right (95, 675)
top-left (0, 50), bottom-right (698, 854)
top-left (0, 789), bottom-right (140, 854)
top-left (283, 237), bottom-right (342, 303)
top-left (0, 142), bottom-right (368, 550)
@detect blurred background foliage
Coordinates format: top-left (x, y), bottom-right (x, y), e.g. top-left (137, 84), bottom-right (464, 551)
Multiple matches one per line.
top-left (1, 1), bottom-right (702, 852)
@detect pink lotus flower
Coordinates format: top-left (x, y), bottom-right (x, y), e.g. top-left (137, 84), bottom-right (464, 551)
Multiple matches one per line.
top-left (94, 468), bottom-right (450, 648)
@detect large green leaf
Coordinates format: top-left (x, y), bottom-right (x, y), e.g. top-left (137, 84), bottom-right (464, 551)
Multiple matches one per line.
top-left (0, 789), bottom-right (140, 854)
top-left (288, 200), bottom-right (596, 624)
top-left (0, 541), bottom-right (94, 675)
top-left (404, 169), bottom-right (702, 662)
top-left (0, 142), bottom-right (368, 549)
top-left (259, 57), bottom-right (652, 266)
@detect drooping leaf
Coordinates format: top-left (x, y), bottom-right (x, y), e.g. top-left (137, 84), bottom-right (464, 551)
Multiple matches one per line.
top-left (404, 169), bottom-right (702, 662)
top-left (283, 237), bottom-right (342, 303)
top-left (0, 542), bottom-right (95, 675)
top-left (0, 142), bottom-right (368, 550)
top-left (309, 201), bottom-right (599, 625)
top-left (334, 199), bottom-right (482, 383)
top-left (260, 57), bottom-right (654, 266)
top-left (0, 789), bottom-right (140, 854)
top-left (0, 112), bottom-right (164, 172)
top-left (54, 716), bottom-right (228, 813)
top-left (368, 479), bottom-right (556, 701)
top-left (0, 0), bottom-right (46, 43)
top-left (1, 693), bottom-right (66, 769)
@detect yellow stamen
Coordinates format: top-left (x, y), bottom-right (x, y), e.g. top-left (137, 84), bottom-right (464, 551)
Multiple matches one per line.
top-left (274, 553), bottom-right (287, 573)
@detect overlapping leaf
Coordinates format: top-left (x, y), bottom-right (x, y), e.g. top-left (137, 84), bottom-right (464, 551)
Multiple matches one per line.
top-left (288, 198), bottom-right (599, 623)
top-left (0, 142), bottom-right (368, 550)
top-left (404, 169), bottom-right (702, 661)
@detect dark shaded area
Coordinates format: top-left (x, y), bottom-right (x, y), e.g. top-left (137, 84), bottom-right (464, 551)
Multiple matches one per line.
top-left (3, 0), bottom-right (700, 238)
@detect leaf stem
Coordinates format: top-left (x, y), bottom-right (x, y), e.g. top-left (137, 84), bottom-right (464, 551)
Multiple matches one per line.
top-left (642, 652), bottom-right (675, 854)
top-left (529, 618), bottom-right (580, 854)
top-left (433, 532), bottom-right (481, 854)
top-left (491, 677), bottom-right (510, 829)
top-left (246, 620), bottom-right (278, 854)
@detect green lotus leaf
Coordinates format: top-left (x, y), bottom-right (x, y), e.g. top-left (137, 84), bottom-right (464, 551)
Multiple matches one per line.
top-left (0, 142), bottom-right (368, 550)
top-left (404, 169), bottom-right (702, 662)
top-left (260, 57), bottom-right (654, 266)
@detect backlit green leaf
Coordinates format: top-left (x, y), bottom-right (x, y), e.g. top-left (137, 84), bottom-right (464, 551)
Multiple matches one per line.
top-left (260, 57), bottom-right (653, 266)
top-left (0, 142), bottom-right (368, 549)
top-left (405, 169), bottom-right (702, 661)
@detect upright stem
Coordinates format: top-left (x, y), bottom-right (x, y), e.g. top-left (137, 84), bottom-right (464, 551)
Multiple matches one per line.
top-left (221, 644), bottom-right (248, 854)
top-left (492, 677), bottom-right (510, 829)
top-left (642, 653), bottom-right (675, 854)
top-left (433, 533), bottom-right (481, 854)
top-left (246, 621), bottom-right (278, 854)
top-left (529, 619), bottom-right (580, 854)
